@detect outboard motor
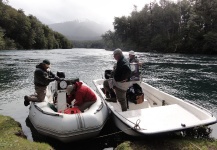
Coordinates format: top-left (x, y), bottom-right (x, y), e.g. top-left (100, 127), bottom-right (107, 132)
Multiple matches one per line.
top-left (56, 78), bottom-right (79, 112)
top-left (104, 69), bottom-right (113, 79)
top-left (57, 71), bottom-right (65, 79)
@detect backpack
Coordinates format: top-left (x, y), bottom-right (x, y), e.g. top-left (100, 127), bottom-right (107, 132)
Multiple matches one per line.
top-left (126, 83), bottom-right (144, 106)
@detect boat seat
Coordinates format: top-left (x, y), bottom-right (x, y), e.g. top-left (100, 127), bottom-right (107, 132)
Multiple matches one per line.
top-left (128, 98), bottom-right (149, 110)
top-left (109, 98), bottom-right (149, 112)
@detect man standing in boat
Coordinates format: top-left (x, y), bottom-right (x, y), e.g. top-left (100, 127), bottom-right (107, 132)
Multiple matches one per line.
top-left (24, 59), bottom-right (60, 106)
top-left (104, 48), bottom-right (131, 111)
top-left (128, 50), bottom-right (139, 63)
top-left (128, 50), bottom-right (142, 81)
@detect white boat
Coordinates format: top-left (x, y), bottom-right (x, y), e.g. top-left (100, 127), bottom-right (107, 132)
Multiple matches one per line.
top-left (28, 79), bottom-right (109, 142)
top-left (93, 79), bottom-right (217, 136)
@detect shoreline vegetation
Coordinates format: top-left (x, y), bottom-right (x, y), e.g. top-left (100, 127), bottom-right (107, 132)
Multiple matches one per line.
top-left (0, 1), bottom-right (72, 50)
top-left (1, 114), bottom-right (217, 150)
top-left (116, 139), bottom-right (217, 150)
top-left (102, 0), bottom-right (217, 54)
top-left (0, 115), bottom-right (52, 150)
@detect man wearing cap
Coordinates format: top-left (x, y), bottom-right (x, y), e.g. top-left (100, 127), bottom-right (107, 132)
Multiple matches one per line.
top-left (104, 48), bottom-right (131, 111)
top-left (66, 82), bottom-right (97, 112)
top-left (24, 59), bottom-right (60, 106)
top-left (129, 50), bottom-right (139, 63)
top-left (128, 50), bottom-right (141, 81)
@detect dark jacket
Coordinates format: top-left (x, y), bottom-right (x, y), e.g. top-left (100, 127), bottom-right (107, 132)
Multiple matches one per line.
top-left (34, 63), bottom-right (55, 87)
top-left (67, 82), bottom-right (97, 106)
top-left (114, 56), bottom-right (131, 82)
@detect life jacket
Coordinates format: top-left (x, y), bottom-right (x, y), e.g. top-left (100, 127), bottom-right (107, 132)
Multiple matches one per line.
top-left (59, 107), bottom-right (81, 114)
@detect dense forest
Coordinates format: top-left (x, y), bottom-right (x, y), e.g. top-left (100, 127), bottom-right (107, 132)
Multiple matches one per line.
top-left (1, 0), bottom-right (217, 53)
top-left (0, 0), bottom-right (72, 50)
top-left (102, 0), bottom-right (217, 54)
top-left (73, 40), bottom-right (104, 49)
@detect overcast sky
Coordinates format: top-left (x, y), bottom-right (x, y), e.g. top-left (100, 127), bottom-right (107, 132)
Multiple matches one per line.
top-left (8, 0), bottom-right (154, 29)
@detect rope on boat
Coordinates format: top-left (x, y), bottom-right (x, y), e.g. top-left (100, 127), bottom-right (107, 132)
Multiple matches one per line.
top-left (134, 119), bottom-right (141, 130)
top-left (96, 119), bottom-right (143, 139)
top-left (95, 127), bottom-right (133, 139)
top-left (115, 110), bottom-right (146, 131)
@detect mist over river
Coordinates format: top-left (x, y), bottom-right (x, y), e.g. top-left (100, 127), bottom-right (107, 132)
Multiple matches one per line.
top-left (0, 49), bottom-right (216, 149)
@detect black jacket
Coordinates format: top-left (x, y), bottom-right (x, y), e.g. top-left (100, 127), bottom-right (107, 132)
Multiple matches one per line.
top-left (34, 63), bottom-right (55, 87)
top-left (114, 56), bottom-right (131, 82)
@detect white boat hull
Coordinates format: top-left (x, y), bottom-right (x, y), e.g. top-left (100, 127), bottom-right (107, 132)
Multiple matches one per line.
top-left (93, 79), bottom-right (217, 136)
top-left (29, 81), bottom-right (109, 142)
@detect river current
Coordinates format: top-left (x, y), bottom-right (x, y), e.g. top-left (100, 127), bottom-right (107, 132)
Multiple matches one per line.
top-left (0, 49), bottom-right (216, 149)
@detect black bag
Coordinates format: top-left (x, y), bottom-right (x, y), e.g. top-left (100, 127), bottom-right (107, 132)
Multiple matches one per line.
top-left (126, 83), bottom-right (144, 105)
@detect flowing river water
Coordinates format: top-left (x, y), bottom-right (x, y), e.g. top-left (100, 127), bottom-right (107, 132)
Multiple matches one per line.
top-left (0, 49), bottom-right (217, 149)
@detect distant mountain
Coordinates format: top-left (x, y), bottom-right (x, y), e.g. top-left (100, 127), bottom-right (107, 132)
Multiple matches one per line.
top-left (49, 20), bottom-right (110, 41)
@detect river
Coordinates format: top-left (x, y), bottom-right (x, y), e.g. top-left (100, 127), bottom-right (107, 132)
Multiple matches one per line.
top-left (0, 48), bottom-right (217, 149)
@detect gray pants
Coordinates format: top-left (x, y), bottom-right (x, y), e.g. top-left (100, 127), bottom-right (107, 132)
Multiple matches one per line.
top-left (27, 86), bottom-right (47, 102)
top-left (114, 87), bottom-right (127, 111)
top-left (103, 79), bottom-right (127, 111)
top-left (103, 79), bottom-right (110, 93)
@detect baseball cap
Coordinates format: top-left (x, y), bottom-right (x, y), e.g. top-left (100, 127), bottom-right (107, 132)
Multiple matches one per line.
top-left (129, 50), bottom-right (135, 55)
top-left (42, 59), bottom-right (50, 65)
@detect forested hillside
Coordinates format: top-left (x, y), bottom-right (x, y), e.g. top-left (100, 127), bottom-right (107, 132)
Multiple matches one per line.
top-left (102, 0), bottom-right (217, 54)
top-left (0, 1), bottom-right (72, 50)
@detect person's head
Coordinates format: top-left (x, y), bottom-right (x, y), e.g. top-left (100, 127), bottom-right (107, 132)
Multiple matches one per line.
top-left (113, 48), bottom-right (123, 61)
top-left (66, 84), bottom-right (75, 95)
top-left (42, 59), bottom-right (50, 70)
top-left (129, 50), bottom-right (135, 59)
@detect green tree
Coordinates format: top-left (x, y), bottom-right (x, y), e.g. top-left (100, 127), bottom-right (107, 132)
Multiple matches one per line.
top-left (0, 1), bottom-right (72, 50)
top-left (103, 0), bottom-right (217, 54)
top-left (102, 30), bottom-right (121, 49)
top-left (0, 29), bottom-right (5, 49)
top-left (203, 32), bottom-right (217, 54)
